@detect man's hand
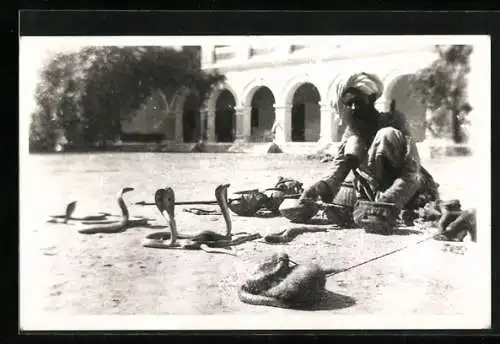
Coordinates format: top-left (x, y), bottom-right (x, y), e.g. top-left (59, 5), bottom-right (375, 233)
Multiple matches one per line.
top-left (299, 180), bottom-right (334, 203)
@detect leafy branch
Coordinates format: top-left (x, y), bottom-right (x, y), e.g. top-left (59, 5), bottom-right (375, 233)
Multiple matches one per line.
top-left (410, 45), bottom-right (473, 143)
top-left (29, 46), bottom-right (225, 152)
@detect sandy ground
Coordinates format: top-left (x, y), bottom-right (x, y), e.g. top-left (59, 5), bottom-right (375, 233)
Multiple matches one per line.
top-left (20, 153), bottom-right (489, 329)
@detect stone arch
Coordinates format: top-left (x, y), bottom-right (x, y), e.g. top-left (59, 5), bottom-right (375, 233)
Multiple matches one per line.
top-left (165, 87), bottom-right (191, 113)
top-left (282, 74), bottom-right (324, 106)
top-left (249, 86), bottom-right (276, 142)
top-left (384, 73), bottom-right (427, 142)
top-left (206, 83), bottom-right (239, 111)
top-left (383, 70), bottom-right (416, 101)
top-left (163, 87), bottom-right (191, 143)
top-left (121, 88), bottom-right (187, 142)
top-left (326, 73), bottom-right (343, 107)
top-left (205, 83), bottom-right (239, 143)
top-left (241, 78), bottom-right (275, 107)
top-left (381, 67), bottom-right (421, 107)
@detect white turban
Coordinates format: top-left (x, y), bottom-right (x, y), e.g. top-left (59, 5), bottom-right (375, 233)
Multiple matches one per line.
top-left (335, 72), bottom-right (384, 110)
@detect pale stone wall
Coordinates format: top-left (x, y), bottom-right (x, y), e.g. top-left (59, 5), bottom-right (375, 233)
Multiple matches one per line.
top-left (123, 43), bottom-right (440, 145)
top-left (201, 44), bottom-right (437, 144)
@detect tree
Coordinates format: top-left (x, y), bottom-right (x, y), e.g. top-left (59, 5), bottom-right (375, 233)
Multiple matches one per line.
top-left (29, 46), bottom-right (225, 152)
top-left (410, 45), bottom-right (473, 143)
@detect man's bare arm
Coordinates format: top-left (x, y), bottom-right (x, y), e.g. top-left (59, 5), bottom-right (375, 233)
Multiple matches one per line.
top-left (300, 140), bottom-right (354, 202)
top-left (376, 136), bottom-right (421, 209)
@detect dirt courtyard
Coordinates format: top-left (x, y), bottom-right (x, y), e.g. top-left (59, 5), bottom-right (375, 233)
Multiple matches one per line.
top-left (20, 153), bottom-right (490, 330)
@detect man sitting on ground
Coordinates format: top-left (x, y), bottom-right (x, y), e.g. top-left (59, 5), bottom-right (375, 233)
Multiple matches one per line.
top-left (299, 72), bottom-right (439, 231)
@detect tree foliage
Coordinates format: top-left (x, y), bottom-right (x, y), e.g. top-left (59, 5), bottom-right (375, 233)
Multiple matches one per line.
top-left (29, 46), bottom-right (225, 152)
top-left (410, 45), bottom-right (473, 143)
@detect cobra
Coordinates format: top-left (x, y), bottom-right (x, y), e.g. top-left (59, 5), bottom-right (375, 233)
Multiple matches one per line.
top-left (142, 184), bottom-right (261, 255)
top-left (77, 187), bottom-right (149, 234)
top-left (47, 201), bottom-right (111, 224)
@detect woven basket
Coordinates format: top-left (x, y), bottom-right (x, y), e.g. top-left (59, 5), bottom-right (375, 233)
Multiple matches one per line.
top-left (323, 204), bottom-right (354, 227)
top-left (332, 181), bottom-right (357, 208)
top-left (353, 200), bottom-right (399, 234)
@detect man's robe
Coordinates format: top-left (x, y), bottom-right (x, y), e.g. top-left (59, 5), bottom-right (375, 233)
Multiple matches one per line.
top-left (321, 109), bottom-right (439, 210)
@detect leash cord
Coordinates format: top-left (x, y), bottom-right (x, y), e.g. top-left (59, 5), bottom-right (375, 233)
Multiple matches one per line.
top-left (325, 233), bottom-right (436, 277)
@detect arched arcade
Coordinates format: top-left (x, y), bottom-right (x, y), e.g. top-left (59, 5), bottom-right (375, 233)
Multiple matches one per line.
top-left (200, 71), bottom-right (429, 146)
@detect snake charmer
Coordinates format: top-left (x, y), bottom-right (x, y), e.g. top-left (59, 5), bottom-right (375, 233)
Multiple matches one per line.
top-left (298, 72), bottom-right (440, 231)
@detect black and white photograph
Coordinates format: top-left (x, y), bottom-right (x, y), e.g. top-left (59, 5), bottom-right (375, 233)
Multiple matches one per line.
top-left (19, 34), bottom-right (491, 330)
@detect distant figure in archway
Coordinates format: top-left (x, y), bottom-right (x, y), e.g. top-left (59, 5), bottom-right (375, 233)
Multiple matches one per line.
top-left (271, 119), bottom-right (281, 141)
top-left (299, 72), bottom-right (439, 229)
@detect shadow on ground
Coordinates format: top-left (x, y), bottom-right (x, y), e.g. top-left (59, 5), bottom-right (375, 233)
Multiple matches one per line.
top-left (286, 290), bottom-right (356, 311)
top-left (364, 227), bottom-right (425, 236)
top-left (305, 218), bottom-right (337, 225)
top-left (395, 228), bottom-right (425, 236)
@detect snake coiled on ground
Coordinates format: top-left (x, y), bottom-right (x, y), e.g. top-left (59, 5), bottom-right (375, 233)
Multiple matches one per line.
top-left (238, 253), bottom-right (342, 308)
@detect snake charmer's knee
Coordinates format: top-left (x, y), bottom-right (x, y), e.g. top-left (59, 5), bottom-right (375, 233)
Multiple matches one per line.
top-left (373, 127), bottom-right (405, 145)
top-left (368, 127), bottom-right (406, 169)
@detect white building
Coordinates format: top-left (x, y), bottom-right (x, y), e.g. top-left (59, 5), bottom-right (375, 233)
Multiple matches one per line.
top-left (121, 40), bottom-right (464, 151)
top-left (199, 42), bottom-right (437, 147)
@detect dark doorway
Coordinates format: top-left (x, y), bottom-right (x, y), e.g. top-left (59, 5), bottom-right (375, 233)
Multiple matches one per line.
top-left (182, 93), bottom-right (201, 143)
top-left (250, 86), bottom-right (276, 142)
top-left (291, 104), bottom-right (306, 142)
top-left (215, 108), bottom-right (235, 142)
top-left (251, 108), bottom-right (259, 128)
top-left (183, 109), bottom-right (199, 143)
top-left (202, 115), bottom-right (208, 141)
top-left (215, 90), bottom-right (236, 143)
top-left (291, 83), bottom-right (321, 142)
